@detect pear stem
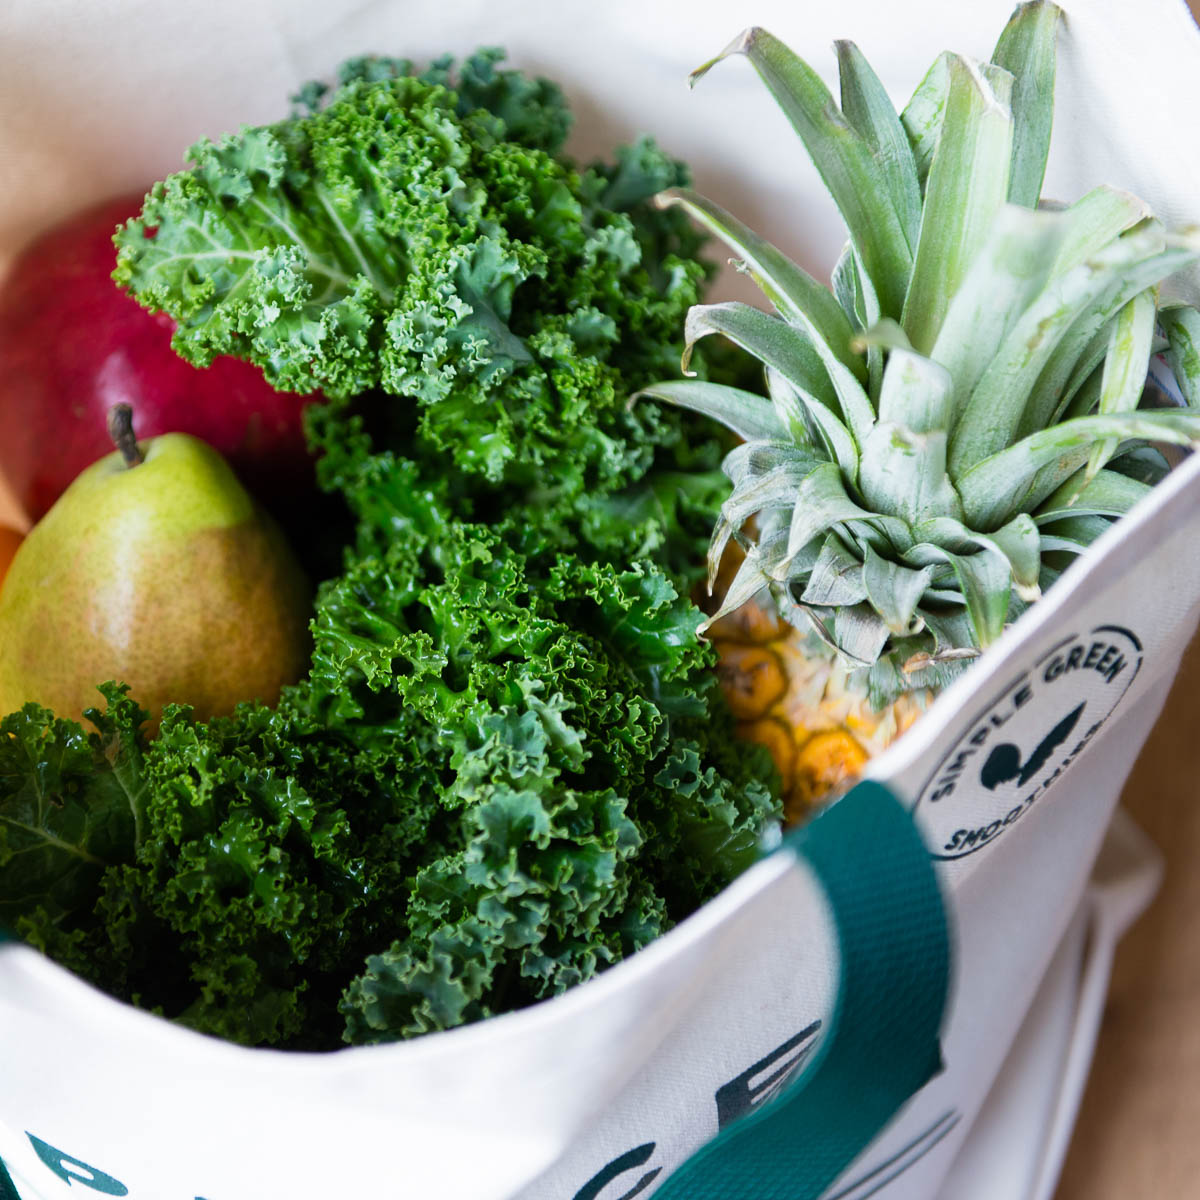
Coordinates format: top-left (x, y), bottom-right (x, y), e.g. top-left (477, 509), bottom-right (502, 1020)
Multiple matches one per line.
top-left (106, 404), bottom-right (144, 468)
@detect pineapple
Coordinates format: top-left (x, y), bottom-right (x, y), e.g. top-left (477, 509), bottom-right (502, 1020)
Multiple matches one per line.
top-left (640, 3), bottom-right (1200, 819)
top-left (704, 544), bottom-right (929, 822)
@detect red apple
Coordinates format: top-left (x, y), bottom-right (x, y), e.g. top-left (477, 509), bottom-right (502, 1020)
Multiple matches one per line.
top-left (0, 195), bottom-right (319, 523)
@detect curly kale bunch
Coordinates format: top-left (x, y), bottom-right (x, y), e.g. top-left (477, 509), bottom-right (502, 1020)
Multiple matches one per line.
top-left (116, 49), bottom-right (727, 548)
top-left (2, 50), bottom-right (778, 1049)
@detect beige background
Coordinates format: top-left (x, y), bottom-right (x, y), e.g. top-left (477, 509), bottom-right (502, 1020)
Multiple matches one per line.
top-left (1055, 4), bottom-right (1200, 1192)
top-left (1056, 632), bottom-right (1200, 1196)
top-left (0, 5), bottom-right (1198, 1189)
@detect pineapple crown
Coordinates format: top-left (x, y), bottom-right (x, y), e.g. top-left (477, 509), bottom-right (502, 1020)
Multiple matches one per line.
top-left (637, 2), bottom-right (1200, 705)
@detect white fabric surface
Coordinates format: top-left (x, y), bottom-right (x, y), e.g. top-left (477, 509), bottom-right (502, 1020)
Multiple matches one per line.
top-left (0, 2), bottom-right (1196, 1197)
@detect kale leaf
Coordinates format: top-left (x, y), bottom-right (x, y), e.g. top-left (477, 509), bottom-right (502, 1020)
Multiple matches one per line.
top-left (0, 685), bottom-right (146, 928)
top-left (5, 51), bottom-right (778, 1049)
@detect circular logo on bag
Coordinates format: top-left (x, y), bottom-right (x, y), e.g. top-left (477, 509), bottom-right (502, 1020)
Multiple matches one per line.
top-left (914, 625), bottom-right (1143, 859)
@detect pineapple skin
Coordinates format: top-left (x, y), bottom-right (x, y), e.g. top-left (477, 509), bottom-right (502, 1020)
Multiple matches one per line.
top-left (707, 591), bottom-right (927, 823)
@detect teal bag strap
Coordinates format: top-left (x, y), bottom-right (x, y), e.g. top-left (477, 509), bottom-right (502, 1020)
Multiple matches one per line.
top-left (654, 780), bottom-right (950, 1200)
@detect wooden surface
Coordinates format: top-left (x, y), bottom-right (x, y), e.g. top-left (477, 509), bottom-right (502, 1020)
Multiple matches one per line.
top-left (1055, 627), bottom-right (1200, 1197)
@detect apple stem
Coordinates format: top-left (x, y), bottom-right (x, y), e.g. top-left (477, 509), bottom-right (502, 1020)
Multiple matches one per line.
top-left (106, 404), bottom-right (144, 468)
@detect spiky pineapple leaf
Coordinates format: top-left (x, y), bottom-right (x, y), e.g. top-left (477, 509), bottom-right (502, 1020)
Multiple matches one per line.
top-left (1086, 289), bottom-right (1157, 480)
top-left (764, 367), bottom-right (815, 444)
top-left (710, 461), bottom-right (816, 590)
top-left (906, 513), bottom-right (1040, 603)
top-left (835, 244), bottom-right (887, 397)
top-left (901, 52), bottom-right (950, 189)
top-left (1018, 238), bottom-right (1199, 439)
top-left (721, 440), bottom-right (820, 488)
top-left (1034, 467), bottom-right (1153, 523)
top-left (902, 55), bottom-right (1014, 355)
top-left (697, 542), bottom-right (776, 634)
top-left (959, 410), bottom-right (1200, 528)
top-left (672, 237), bottom-right (876, 452)
top-left (801, 535), bottom-right (869, 607)
top-left (931, 204), bottom-right (1066, 417)
top-left (802, 327), bottom-right (877, 449)
top-left (949, 223), bottom-right (1184, 474)
top-left (907, 542), bottom-right (1012, 646)
top-left (855, 318), bottom-right (914, 355)
top-left (984, 513), bottom-right (1043, 600)
top-left (766, 368), bottom-right (860, 480)
top-left (1161, 304), bottom-right (1200, 406)
top-left (919, 609), bottom-right (980, 657)
top-left (859, 423), bottom-right (961, 526)
top-left (1049, 186), bottom-right (1151, 277)
top-left (1039, 513), bottom-right (1115, 554)
top-left (692, 27), bottom-right (913, 318)
top-left (784, 462), bottom-right (910, 564)
top-left (835, 39), bottom-right (922, 251)
top-left (876, 345), bottom-right (953, 433)
top-left (991, 0), bottom-right (1061, 208)
top-left (861, 544), bottom-right (935, 634)
top-left (632, 380), bottom-right (787, 441)
top-left (683, 302), bottom-right (837, 410)
top-left (1107, 445), bottom-right (1172, 486)
top-left (649, 19), bottom-right (1198, 700)
top-left (832, 243), bottom-right (866, 331)
top-left (832, 603), bottom-right (892, 664)
top-left (656, 189), bottom-right (864, 381)
top-left (1056, 320), bottom-right (1115, 421)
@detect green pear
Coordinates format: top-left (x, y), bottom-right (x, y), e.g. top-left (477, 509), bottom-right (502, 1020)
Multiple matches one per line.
top-left (0, 407), bottom-right (311, 731)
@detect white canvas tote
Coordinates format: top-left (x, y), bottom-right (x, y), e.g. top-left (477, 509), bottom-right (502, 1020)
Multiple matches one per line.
top-left (0, 1), bottom-right (1196, 1196)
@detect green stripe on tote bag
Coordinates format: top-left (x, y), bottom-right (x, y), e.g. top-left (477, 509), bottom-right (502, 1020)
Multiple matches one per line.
top-left (655, 780), bottom-right (951, 1200)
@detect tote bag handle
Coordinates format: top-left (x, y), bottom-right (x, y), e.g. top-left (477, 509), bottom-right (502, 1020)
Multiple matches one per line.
top-left (655, 780), bottom-right (951, 1200)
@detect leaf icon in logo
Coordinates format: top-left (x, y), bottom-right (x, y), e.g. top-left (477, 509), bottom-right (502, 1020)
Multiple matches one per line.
top-left (980, 702), bottom-right (1086, 790)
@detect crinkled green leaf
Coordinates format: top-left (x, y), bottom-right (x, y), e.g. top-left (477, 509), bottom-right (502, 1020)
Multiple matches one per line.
top-left (12, 52), bottom-right (781, 1051)
top-left (117, 52), bottom-right (712, 500)
top-left (0, 686), bottom-right (147, 926)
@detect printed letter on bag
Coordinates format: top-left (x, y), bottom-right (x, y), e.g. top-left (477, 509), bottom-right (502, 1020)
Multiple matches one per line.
top-left (572, 1143), bottom-right (661, 1200)
top-left (25, 1136), bottom-right (128, 1196)
top-left (714, 1021), bottom-right (821, 1130)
